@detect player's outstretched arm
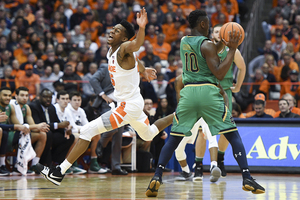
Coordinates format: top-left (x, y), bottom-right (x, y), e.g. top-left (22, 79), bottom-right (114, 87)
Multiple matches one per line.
top-left (231, 49), bottom-right (246, 93)
top-left (120, 7), bottom-right (147, 56)
top-left (137, 58), bottom-right (157, 82)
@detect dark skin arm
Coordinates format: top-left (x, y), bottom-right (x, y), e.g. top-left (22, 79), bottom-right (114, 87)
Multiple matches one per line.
top-left (201, 30), bottom-right (241, 80)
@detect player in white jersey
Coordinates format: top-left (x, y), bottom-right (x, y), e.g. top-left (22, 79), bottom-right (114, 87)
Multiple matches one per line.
top-left (36, 8), bottom-right (174, 186)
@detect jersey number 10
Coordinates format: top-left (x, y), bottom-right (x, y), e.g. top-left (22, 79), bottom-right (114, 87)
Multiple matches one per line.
top-left (184, 52), bottom-right (199, 72)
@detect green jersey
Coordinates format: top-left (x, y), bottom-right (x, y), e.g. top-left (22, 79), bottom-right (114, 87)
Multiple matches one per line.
top-left (218, 46), bottom-right (234, 90)
top-left (180, 36), bottom-right (218, 85)
top-left (0, 104), bottom-right (11, 124)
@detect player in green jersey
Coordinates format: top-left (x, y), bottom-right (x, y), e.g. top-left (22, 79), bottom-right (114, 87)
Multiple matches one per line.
top-left (146, 10), bottom-right (264, 197)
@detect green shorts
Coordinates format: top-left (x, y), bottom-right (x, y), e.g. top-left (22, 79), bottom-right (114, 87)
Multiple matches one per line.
top-left (171, 84), bottom-right (237, 137)
top-left (225, 89), bottom-right (232, 112)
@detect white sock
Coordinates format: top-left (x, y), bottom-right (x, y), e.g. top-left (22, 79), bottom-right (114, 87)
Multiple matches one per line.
top-left (182, 165), bottom-right (190, 173)
top-left (0, 157), bottom-right (5, 166)
top-left (91, 156), bottom-right (97, 159)
top-left (31, 157), bottom-right (40, 166)
top-left (60, 160), bottom-right (72, 175)
top-left (210, 161), bottom-right (217, 171)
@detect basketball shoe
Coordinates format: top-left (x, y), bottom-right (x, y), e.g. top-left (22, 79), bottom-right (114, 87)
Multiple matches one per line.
top-left (175, 171), bottom-right (193, 181)
top-left (242, 177), bottom-right (265, 194)
top-left (218, 154), bottom-right (227, 177)
top-left (36, 163), bottom-right (65, 186)
top-left (210, 165), bottom-right (221, 182)
top-left (193, 163), bottom-right (203, 181)
top-left (145, 176), bottom-right (162, 197)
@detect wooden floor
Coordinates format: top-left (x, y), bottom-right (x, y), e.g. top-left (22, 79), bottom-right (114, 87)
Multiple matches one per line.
top-left (0, 172), bottom-right (299, 200)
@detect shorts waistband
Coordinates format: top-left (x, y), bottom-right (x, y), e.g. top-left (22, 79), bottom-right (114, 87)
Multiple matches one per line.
top-left (184, 82), bottom-right (217, 87)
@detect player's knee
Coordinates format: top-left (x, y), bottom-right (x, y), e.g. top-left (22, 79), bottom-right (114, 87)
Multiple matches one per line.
top-left (80, 117), bottom-right (110, 142)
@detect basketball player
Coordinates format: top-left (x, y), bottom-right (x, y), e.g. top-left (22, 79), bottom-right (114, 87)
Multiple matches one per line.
top-left (146, 10), bottom-right (265, 197)
top-left (175, 24), bottom-right (247, 180)
top-left (36, 8), bottom-right (174, 186)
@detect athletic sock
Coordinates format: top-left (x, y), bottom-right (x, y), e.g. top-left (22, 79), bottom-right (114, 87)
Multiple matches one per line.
top-left (60, 160), bottom-right (72, 175)
top-left (0, 157), bottom-right (5, 166)
top-left (182, 165), bottom-right (190, 173)
top-left (31, 157), bottom-right (40, 166)
top-left (224, 131), bottom-right (251, 179)
top-left (210, 161), bottom-right (217, 171)
top-left (195, 157), bottom-right (203, 163)
top-left (218, 151), bottom-right (225, 161)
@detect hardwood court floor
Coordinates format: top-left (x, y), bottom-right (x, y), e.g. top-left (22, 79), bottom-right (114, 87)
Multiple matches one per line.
top-left (0, 172), bottom-right (299, 200)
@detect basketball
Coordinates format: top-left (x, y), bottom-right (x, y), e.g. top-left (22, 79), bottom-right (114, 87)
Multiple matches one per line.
top-left (219, 22), bottom-right (245, 46)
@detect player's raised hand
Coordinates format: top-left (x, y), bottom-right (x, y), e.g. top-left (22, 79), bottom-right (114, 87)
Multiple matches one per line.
top-left (136, 7), bottom-right (147, 29)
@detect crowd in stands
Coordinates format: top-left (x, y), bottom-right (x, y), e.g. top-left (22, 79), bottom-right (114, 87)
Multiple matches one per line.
top-left (0, 0), bottom-right (299, 176)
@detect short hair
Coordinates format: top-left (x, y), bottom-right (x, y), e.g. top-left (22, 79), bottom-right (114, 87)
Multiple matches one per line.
top-left (254, 100), bottom-right (264, 106)
top-left (279, 98), bottom-right (289, 106)
top-left (57, 90), bottom-right (68, 99)
top-left (40, 88), bottom-right (52, 96)
top-left (0, 86), bottom-right (11, 93)
top-left (69, 91), bottom-right (81, 100)
top-left (188, 10), bottom-right (207, 29)
top-left (120, 20), bottom-right (135, 40)
top-left (16, 87), bottom-right (29, 95)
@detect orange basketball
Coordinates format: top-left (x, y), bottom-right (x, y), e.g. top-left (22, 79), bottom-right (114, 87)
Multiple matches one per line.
top-left (219, 22), bottom-right (245, 46)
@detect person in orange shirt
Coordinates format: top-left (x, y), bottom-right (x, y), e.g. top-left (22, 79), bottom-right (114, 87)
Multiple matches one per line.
top-left (180, 0), bottom-right (196, 18)
top-left (23, 3), bottom-right (35, 25)
top-left (273, 93), bottom-right (300, 117)
top-left (18, 64), bottom-right (40, 101)
top-left (289, 26), bottom-right (300, 52)
top-left (220, 0), bottom-right (239, 15)
top-left (280, 70), bottom-right (300, 98)
top-left (161, 1), bottom-right (178, 14)
top-left (15, 43), bottom-right (31, 65)
top-left (222, 1), bottom-right (238, 22)
top-left (245, 93), bottom-right (276, 118)
top-left (80, 11), bottom-right (102, 46)
top-left (277, 53), bottom-right (299, 82)
top-left (152, 33), bottom-right (171, 62)
top-left (145, 24), bottom-right (157, 44)
top-left (164, 17), bottom-right (185, 44)
top-left (11, 59), bottom-right (25, 80)
top-left (0, 66), bottom-right (19, 95)
top-left (211, 2), bottom-right (228, 27)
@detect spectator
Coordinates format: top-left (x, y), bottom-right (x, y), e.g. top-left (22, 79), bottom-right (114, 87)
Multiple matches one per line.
top-left (280, 70), bottom-right (300, 98)
top-left (18, 64), bottom-right (40, 101)
top-left (211, 2), bottom-right (228, 27)
top-left (269, 0), bottom-right (290, 25)
top-left (11, 59), bottom-right (25, 80)
top-left (248, 69), bottom-right (265, 97)
top-left (247, 93), bottom-right (275, 118)
top-left (278, 53), bottom-right (299, 82)
top-left (35, 41), bottom-right (46, 59)
top-left (0, 50), bottom-right (12, 68)
top-left (260, 63), bottom-right (277, 98)
top-left (271, 32), bottom-right (287, 59)
top-left (20, 52), bottom-right (36, 70)
top-left (276, 99), bottom-right (300, 118)
top-left (274, 93), bottom-right (300, 118)
top-left (82, 63), bottom-right (98, 101)
top-left (70, 4), bottom-right (86, 30)
top-left (141, 43), bottom-right (161, 68)
top-left (33, 58), bottom-right (45, 77)
top-left (55, 43), bottom-right (68, 62)
top-left (205, 0), bottom-right (217, 19)
top-left (52, 78), bottom-right (65, 104)
top-left (0, 66), bottom-right (19, 94)
top-left (152, 33), bottom-right (171, 66)
top-left (33, 17), bottom-right (50, 40)
top-left (83, 49), bottom-right (96, 70)
top-left (232, 102), bottom-right (246, 118)
top-left (50, 11), bottom-right (66, 43)
top-left (44, 50), bottom-right (65, 71)
top-left (147, 0), bottom-right (164, 24)
top-left (15, 43), bottom-right (31, 65)
top-left (75, 62), bottom-right (85, 78)
top-left (71, 25), bottom-right (86, 45)
top-left (0, 18), bottom-right (10, 37)
top-left (49, 63), bottom-right (64, 81)
top-left (151, 73), bottom-right (168, 100)
top-left (62, 31), bottom-right (78, 55)
top-left (164, 16), bottom-right (185, 44)
top-left (7, 30), bottom-right (19, 53)
top-left (29, 89), bottom-right (74, 166)
top-left (40, 66), bottom-right (56, 92)
top-left (80, 11), bottom-right (102, 47)
top-left (61, 64), bottom-right (82, 93)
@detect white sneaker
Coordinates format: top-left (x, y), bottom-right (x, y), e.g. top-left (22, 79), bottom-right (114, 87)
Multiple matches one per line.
top-left (210, 166), bottom-right (221, 182)
top-left (69, 166), bottom-right (87, 175)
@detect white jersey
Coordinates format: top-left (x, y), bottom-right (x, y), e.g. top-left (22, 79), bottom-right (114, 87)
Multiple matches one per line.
top-left (54, 103), bottom-right (78, 133)
top-left (106, 47), bottom-right (141, 102)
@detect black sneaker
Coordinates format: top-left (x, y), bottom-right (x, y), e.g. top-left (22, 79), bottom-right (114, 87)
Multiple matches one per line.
top-left (218, 160), bottom-right (227, 177)
top-left (193, 164), bottom-right (203, 181)
top-left (175, 171), bottom-right (193, 181)
top-left (36, 163), bottom-right (65, 186)
top-left (0, 165), bottom-right (10, 176)
top-left (242, 177), bottom-right (265, 194)
top-left (210, 165), bottom-right (221, 183)
top-left (145, 176), bottom-right (162, 197)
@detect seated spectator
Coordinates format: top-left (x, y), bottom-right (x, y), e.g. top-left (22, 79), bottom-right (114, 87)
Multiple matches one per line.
top-left (52, 78), bottom-right (65, 104)
top-left (152, 33), bottom-right (171, 66)
top-left (271, 32), bottom-right (287, 59)
top-left (151, 73), bottom-right (169, 100)
top-left (246, 93), bottom-right (276, 118)
top-left (18, 64), bottom-right (40, 101)
top-left (75, 62), bottom-right (85, 78)
top-left (20, 52), bottom-right (37, 70)
top-left (11, 59), bottom-right (25, 80)
top-left (164, 16), bottom-right (185, 44)
top-left (211, 2), bottom-right (228, 27)
top-left (70, 5), bottom-right (85, 30)
top-left (66, 51), bottom-right (79, 72)
top-left (49, 63), bottom-right (64, 81)
top-left (29, 89), bottom-right (74, 166)
top-left (141, 43), bottom-right (161, 68)
top-left (278, 53), bottom-right (299, 82)
top-left (248, 52), bottom-right (272, 79)
top-left (257, 40), bottom-right (279, 62)
top-left (232, 102), bottom-right (246, 118)
top-left (248, 69), bottom-right (265, 97)
top-left (55, 44), bottom-right (68, 62)
top-left (82, 63), bottom-right (98, 104)
top-left (61, 64), bottom-right (82, 93)
top-left (33, 17), bottom-right (50, 40)
top-left (260, 63), bottom-right (277, 99)
top-left (0, 66), bottom-right (19, 94)
top-left (274, 93), bottom-right (300, 117)
top-left (83, 50), bottom-right (96, 70)
top-left (80, 11), bottom-right (102, 47)
top-left (145, 24), bottom-right (157, 44)
top-left (15, 43), bottom-right (31, 65)
top-left (249, 97), bottom-right (274, 118)
top-left (40, 66), bottom-right (56, 92)
top-left (280, 70), bottom-right (300, 98)
top-left (33, 58), bottom-right (45, 77)
top-left (0, 50), bottom-right (12, 68)
top-left (44, 50), bottom-right (65, 71)
top-left (276, 99), bottom-right (300, 118)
